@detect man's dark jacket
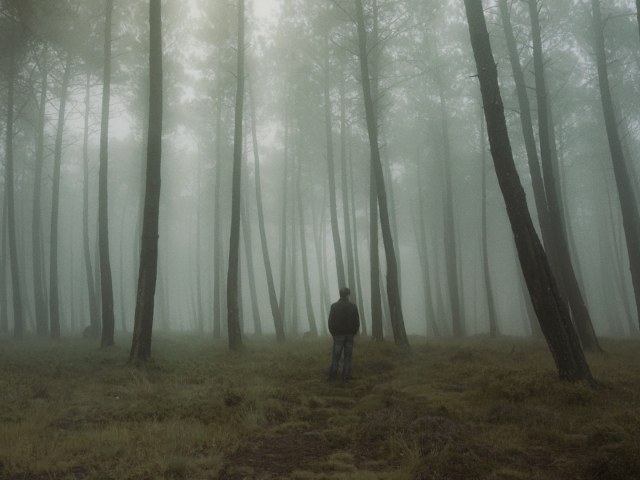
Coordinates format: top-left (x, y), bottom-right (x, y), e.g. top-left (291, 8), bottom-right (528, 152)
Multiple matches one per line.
top-left (328, 298), bottom-right (360, 336)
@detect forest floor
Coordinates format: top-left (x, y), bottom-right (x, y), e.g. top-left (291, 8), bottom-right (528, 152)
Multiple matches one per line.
top-left (0, 333), bottom-right (639, 480)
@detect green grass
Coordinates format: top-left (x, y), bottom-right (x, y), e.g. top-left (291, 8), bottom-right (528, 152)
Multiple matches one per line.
top-left (0, 334), bottom-right (639, 479)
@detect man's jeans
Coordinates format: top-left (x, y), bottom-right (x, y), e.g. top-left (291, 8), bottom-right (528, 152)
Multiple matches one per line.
top-left (328, 334), bottom-right (355, 381)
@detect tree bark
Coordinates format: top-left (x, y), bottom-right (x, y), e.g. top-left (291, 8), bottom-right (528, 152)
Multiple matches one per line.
top-left (499, 0), bottom-right (555, 258)
top-left (49, 52), bottom-right (72, 340)
top-left (480, 112), bottom-right (498, 338)
top-left (340, 57), bottom-right (356, 294)
top-left (348, 148), bottom-right (367, 337)
top-left (130, 0), bottom-right (163, 361)
top-left (226, 0), bottom-right (245, 351)
top-left (528, 0), bottom-right (600, 351)
top-left (463, 0), bottom-right (595, 385)
top-left (278, 104), bottom-right (289, 325)
top-left (436, 77), bottom-right (464, 338)
top-left (248, 76), bottom-right (285, 340)
top-left (324, 35), bottom-right (347, 290)
top-left (240, 148), bottom-right (262, 337)
top-left (4, 47), bottom-right (24, 340)
top-left (82, 72), bottom-right (101, 338)
top-left (33, 52), bottom-right (49, 337)
top-left (355, 0), bottom-right (408, 347)
top-left (296, 153), bottom-right (318, 337)
top-left (213, 94), bottom-right (223, 338)
top-left (0, 191), bottom-right (8, 335)
top-left (591, 0), bottom-right (640, 333)
top-left (99, 0), bottom-right (116, 348)
top-left (415, 165), bottom-right (438, 337)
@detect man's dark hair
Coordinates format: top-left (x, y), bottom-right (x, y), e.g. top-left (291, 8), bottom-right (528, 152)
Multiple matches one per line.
top-left (339, 287), bottom-right (351, 298)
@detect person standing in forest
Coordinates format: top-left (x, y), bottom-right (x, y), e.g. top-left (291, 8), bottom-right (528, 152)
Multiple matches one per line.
top-left (328, 288), bottom-right (360, 383)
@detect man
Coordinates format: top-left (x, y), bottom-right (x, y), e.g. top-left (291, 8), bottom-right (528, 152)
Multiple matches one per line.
top-left (328, 287), bottom-right (360, 382)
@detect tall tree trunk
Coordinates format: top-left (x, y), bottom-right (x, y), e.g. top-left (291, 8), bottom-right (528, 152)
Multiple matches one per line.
top-left (248, 76), bottom-right (285, 340)
top-left (226, 0), bottom-right (245, 351)
top-left (196, 159), bottom-right (204, 333)
top-left (324, 35), bottom-right (347, 290)
top-left (480, 112), bottom-right (498, 338)
top-left (340, 56), bottom-right (356, 293)
top-left (529, 0), bottom-right (600, 351)
top-left (415, 165), bottom-right (438, 337)
top-left (82, 72), bottom-right (100, 338)
top-left (278, 104), bottom-right (289, 325)
top-left (592, 0), bottom-right (640, 333)
top-left (213, 94), bottom-right (223, 338)
top-left (49, 53), bottom-right (72, 340)
top-left (463, 0), bottom-right (595, 385)
top-left (355, 0), bottom-right (408, 347)
top-left (0, 193), bottom-right (8, 334)
top-left (297, 155), bottom-right (318, 337)
top-left (240, 149), bottom-right (262, 337)
top-left (348, 134), bottom-right (367, 336)
top-left (119, 212), bottom-right (127, 332)
top-left (369, 166), bottom-right (383, 341)
top-left (33, 52), bottom-right (49, 337)
top-left (499, 0), bottom-right (557, 271)
top-left (99, 0), bottom-right (116, 348)
top-left (130, 0), bottom-right (163, 361)
top-left (5, 48), bottom-right (24, 340)
top-left (436, 77), bottom-right (464, 338)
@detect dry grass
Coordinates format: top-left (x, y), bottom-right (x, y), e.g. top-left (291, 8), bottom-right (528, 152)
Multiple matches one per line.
top-left (0, 333), bottom-right (639, 479)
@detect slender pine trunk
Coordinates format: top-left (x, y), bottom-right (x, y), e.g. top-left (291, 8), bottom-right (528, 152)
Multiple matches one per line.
top-left (49, 53), bottom-right (72, 339)
top-left (130, 0), bottom-right (163, 361)
top-left (248, 77), bottom-right (285, 340)
top-left (226, 0), bottom-right (245, 350)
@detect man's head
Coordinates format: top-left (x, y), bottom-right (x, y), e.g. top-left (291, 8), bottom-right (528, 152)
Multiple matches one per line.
top-left (339, 287), bottom-right (351, 299)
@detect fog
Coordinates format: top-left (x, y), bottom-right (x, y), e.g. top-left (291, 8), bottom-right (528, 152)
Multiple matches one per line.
top-left (2, 0), bottom-right (640, 344)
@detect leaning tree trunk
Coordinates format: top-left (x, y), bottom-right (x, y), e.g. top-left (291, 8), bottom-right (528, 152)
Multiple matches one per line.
top-left (130, 0), bottom-right (163, 361)
top-left (225, 0), bottom-right (245, 351)
top-left (249, 76), bottom-right (285, 340)
top-left (499, 0), bottom-right (557, 264)
top-left (33, 52), bottom-right (49, 337)
top-left (82, 72), bottom-right (101, 338)
top-left (355, 0), bottom-right (408, 347)
top-left (463, 0), bottom-right (595, 385)
top-left (49, 52), bottom-right (72, 340)
top-left (99, 0), bottom-right (116, 348)
top-left (5, 48), bottom-right (24, 340)
top-left (592, 0), bottom-right (640, 333)
top-left (528, 0), bottom-right (600, 351)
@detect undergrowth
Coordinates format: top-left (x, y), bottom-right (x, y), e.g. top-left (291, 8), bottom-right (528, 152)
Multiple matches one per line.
top-left (0, 334), bottom-right (639, 479)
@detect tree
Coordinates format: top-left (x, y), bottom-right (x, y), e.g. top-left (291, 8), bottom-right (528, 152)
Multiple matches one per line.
top-left (462, 0), bottom-right (595, 385)
top-left (49, 51), bottom-right (72, 340)
top-left (99, 0), bottom-right (116, 348)
top-left (32, 47), bottom-right (49, 337)
top-left (591, 0), bottom-right (640, 333)
top-left (81, 71), bottom-right (101, 338)
top-left (248, 76), bottom-right (285, 341)
top-left (130, 0), bottom-right (163, 361)
top-left (225, 0), bottom-right (245, 351)
top-left (354, 0), bottom-right (408, 347)
top-left (527, 0), bottom-right (599, 351)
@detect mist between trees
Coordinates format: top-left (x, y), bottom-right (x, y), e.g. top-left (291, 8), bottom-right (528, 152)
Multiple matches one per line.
top-left (1, 0), bottom-right (640, 376)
